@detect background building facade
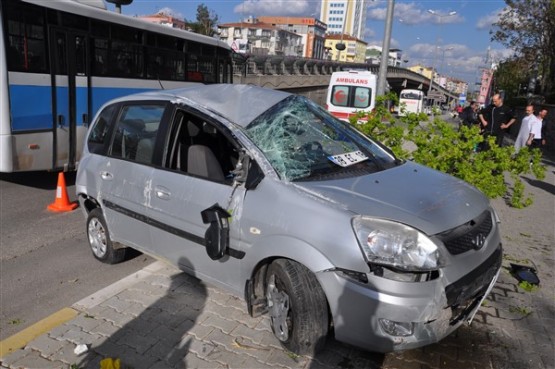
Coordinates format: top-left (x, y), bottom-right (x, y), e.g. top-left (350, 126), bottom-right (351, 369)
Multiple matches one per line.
top-left (218, 17), bottom-right (303, 56)
top-left (320, 0), bottom-right (367, 40)
top-left (257, 16), bottom-right (327, 59)
top-left (324, 34), bottom-right (367, 63)
top-left (138, 12), bottom-right (187, 30)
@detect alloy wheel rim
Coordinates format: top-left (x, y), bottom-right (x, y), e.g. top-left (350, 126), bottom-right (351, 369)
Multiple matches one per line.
top-left (88, 218), bottom-right (107, 257)
top-left (267, 274), bottom-right (290, 342)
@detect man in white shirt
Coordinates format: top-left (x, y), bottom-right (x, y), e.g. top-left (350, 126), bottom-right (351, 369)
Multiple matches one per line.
top-left (527, 110), bottom-right (543, 148)
top-left (514, 105), bottom-right (535, 152)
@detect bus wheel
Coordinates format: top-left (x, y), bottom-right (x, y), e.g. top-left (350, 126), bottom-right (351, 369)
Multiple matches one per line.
top-left (86, 208), bottom-right (126, 264)
top-left (266, 259), bottom-right (328, 355)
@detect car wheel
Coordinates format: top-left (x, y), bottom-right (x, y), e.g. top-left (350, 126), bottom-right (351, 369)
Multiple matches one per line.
top-left (266, 259), bottom-right (329, 355)
top-left (86, 208), bottom-right (126, 264)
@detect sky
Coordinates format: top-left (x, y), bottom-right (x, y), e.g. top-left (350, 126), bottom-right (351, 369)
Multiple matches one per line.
top-left (108, 0), bottom-right (513, 89)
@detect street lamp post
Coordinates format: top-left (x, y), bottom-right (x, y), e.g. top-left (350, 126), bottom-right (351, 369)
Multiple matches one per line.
top-left (376, 0), bottom-right (395, 96)
top-left (426, 9), bottom-right (456, 114)
top-left (439, 47), bottom-right (454, 78)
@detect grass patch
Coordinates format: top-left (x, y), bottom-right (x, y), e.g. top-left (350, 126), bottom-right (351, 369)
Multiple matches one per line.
top-left (518, 281), bottom-right (539, 292)
top-left (509, 305), bottom-right (532, 316)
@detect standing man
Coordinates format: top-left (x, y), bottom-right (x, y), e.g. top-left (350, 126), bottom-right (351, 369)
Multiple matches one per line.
top-left (514, 105), bottom-right (536, 152)
top-left (528, 108), bottom-right (547, 148)
top-left (540, 109), bottom-right (553, 152)
top-left (479, 94), bottom-right (516, 148)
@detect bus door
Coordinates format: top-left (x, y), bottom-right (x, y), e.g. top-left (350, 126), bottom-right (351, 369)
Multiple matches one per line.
top-left (49, 28), bottom-right (89, 171)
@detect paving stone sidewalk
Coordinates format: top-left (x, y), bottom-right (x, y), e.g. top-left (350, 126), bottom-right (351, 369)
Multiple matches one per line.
top-left (1, 160), bottom-right (554, 369)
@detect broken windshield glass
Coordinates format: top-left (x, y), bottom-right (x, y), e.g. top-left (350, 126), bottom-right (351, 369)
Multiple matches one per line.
top-left (245, 96), bottom-right (397, 181)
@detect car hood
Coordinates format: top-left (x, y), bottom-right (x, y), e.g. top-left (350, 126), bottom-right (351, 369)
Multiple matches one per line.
top-left (295, 161), bottom-right (489, 235)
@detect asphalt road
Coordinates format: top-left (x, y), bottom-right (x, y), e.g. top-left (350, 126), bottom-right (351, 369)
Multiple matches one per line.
top-left (0, 171), bottom-right (153, 340)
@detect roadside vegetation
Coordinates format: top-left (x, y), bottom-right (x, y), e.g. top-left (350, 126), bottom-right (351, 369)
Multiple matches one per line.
top-left (351, 93), bottom-right (546, 208)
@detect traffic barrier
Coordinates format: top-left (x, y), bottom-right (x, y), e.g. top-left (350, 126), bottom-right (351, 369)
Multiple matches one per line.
top-left (47, 172), bottom-right (78, 212)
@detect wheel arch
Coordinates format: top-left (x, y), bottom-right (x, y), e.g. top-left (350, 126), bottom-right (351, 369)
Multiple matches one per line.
top-left (79, 193), bottom-right (101, 214)
top-left (243, 235), bottom-right (335, 327)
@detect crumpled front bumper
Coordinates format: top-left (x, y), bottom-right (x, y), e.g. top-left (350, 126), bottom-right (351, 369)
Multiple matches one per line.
top-left (317, 244), bottom-right (502, 353)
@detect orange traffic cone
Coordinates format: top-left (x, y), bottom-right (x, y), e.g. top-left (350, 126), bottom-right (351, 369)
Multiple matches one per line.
top-left (47, 172), bottom-right (78, 212)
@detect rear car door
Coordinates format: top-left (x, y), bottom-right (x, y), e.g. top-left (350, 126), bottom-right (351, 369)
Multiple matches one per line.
top-left (96, 102), bottom-right (168, 252)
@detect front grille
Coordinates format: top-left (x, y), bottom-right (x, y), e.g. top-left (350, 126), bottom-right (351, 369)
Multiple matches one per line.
top-left (437, 210), bottom-right (493, 255)
top-left (445, 245), bottom-right (502, 324)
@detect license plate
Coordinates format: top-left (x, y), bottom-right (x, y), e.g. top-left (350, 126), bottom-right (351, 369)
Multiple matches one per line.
top-left (466, 268), bottom-right (500, 325)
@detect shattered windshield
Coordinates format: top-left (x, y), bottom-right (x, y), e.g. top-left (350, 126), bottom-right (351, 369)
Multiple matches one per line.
top-left (244, 96), bottom-right (398, 181)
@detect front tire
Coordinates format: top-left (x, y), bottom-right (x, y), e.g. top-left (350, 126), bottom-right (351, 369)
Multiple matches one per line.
top-left (266, 259), bottom-right (329, 355)
top-left (86, 208), bottom-right (126, 264)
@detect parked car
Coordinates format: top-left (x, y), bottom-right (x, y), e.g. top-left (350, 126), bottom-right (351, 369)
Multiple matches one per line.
top-left (76, 84), bottom-right (502, 355)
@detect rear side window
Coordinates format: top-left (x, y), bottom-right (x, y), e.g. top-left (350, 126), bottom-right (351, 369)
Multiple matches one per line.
top-left (331, 85), bottom-right (372, 109)
top-left (88, 105), bottom-right (116, 154)
top-left (110, 104), bottom-right (165, 164)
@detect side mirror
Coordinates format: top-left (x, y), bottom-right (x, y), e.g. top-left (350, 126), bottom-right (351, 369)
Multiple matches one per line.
top-left (201, 204), bottom-right (230, 260)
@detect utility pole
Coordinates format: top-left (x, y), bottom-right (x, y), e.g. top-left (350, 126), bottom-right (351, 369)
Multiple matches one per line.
top-left (376, 0), bottom-right (395, 97)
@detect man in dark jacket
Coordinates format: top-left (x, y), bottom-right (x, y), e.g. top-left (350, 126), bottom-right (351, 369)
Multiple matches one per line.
top-left (478, 94), bottom-right (515, 148)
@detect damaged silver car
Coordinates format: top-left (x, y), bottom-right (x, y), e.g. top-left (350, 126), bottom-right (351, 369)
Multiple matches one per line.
top-left (76, 84), bottom-right (502, 355)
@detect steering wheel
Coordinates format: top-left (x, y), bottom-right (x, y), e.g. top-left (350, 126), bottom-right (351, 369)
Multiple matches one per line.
top-left (297, 141), bottom-right (325, 160)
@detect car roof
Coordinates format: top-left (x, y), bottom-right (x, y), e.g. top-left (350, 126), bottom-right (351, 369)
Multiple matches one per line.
top-left (114, 84), bottom-right (292, 127)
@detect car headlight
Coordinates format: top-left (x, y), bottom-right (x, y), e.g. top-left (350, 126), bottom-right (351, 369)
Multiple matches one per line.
top-left (352, 216), bottom-right (446, 272)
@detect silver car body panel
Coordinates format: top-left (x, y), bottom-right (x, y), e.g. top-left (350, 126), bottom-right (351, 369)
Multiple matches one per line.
top-left (76, 84), bottom-right (502, 353)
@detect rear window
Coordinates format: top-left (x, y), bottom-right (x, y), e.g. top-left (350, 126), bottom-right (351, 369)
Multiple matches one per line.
top-left (400, 91), bottom-right (423, 100)
top-left (330, 85), bottom-right (372, 109)
top-left (88, 105), bottom-right (116, 155)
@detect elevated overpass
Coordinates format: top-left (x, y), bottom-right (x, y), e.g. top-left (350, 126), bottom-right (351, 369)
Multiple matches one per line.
top-left (231, 55), bottom-right (458, 106)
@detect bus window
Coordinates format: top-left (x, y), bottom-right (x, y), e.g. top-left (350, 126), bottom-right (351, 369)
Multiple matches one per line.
top-left (4, 0), bottom-right (48, 73)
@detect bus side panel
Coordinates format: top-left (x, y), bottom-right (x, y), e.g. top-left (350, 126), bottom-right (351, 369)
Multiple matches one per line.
top-left (89, 77), bottom-right (158, 115)
top-left (11, 132), bottom-right (53, 171)
top-left (8, 82), bottom-right (54, 170)
top-left (75, 77), bottom-right (89, 165)
top-left (0, 9), bottom-right (12, 172)
top-left (88, 77), bottom-right (198, 115)
top-left (9, 84), bottom-right (53, 131)
top-left (54, 76), bottom-right (70, 169)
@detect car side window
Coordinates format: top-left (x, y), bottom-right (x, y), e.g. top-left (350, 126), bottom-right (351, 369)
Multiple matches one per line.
top-left (109, 104), bottom-right (165, 164)
top-left (88, 105), bottom-right (116, 155)
top-left (165, 110), bottom-right (239, 183)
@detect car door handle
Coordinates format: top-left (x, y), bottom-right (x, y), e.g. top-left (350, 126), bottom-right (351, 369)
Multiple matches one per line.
top-left (155, 186), bottom-right (171, 200)
top-left (100, 171), bottom-right (113, 180)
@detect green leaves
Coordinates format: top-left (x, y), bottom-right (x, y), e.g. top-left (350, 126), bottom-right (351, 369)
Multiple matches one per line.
top-left (351, 101), bottom-right (546, 208)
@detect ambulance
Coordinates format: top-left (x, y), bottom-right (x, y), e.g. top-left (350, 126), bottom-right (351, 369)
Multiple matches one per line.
top-left (326, 70), bottom-right (377, 122)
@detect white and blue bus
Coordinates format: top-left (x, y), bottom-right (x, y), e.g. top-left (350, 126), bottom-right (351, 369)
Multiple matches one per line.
top-left (0, 0), bottom-right (233, 172)
top-left (398, 89), bottom-right (425, 116)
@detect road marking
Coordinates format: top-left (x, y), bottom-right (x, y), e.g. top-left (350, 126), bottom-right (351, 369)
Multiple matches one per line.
top-left (0, 307), bottom-right (78, 358)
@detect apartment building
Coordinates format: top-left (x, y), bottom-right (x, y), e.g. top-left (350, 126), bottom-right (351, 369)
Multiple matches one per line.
top-left (218, 17), bottom-right (303, 56)
top-left (319, 0), bottom-right (367, 40)
top-left (257, 16), bottom-right (327, 59)
top-left (324, 33), bottom-right (367, 63)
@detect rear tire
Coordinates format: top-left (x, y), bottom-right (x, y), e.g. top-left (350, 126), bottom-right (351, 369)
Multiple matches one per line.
top-left (86, 208), bottom-right (126, 264)
top-left (266, 259), bottom-right (329, 355)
